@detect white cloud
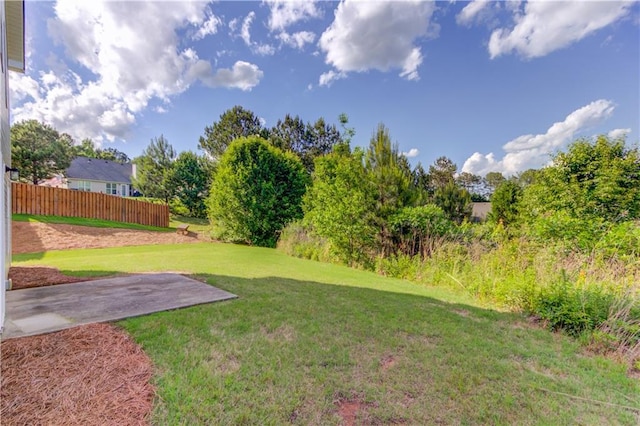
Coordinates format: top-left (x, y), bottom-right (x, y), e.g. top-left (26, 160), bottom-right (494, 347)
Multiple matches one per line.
top-left (456, 0), bottom-right (492, 26)
top-left (278, 31), bottom-right (316, 50)
top-left (488, 1), bottom-right (634, 59)
top-left (197, 61), bottom-right (264, 91)
top-left (10, 0), bottom-right (262, 143)
top-left (237, 11), bottom-right (275, 56)
top-left (266, 0), bottom-right (321, 32)
top-left (154, 106), bottom-right (168, 114)
top-left (402, 148), bottom-right (420, 158)
top-left (9, 73), bottom-right (40, 103)
top-left (229, 18), bottom-right (239, 33)
top-left (265, 1), bottom-right (321, 51)
top-left (318, 70), bottom-right (347, 87)
top-left (319, 0), bottom-right (437, 81)
top-left (462, 99), bottom-right (616, 176)
top-left (240, 11), bottom-right (255, 46)
top-left (254, 44), bottom-right (276, 56)
top-left (607, 128), bottom-right (631, 139)
top-left (193, 13), bottom-right (222, 41)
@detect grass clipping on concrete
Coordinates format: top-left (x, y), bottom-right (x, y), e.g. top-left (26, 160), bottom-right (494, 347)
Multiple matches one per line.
top-left (1, 323), bottom-right (154, 425)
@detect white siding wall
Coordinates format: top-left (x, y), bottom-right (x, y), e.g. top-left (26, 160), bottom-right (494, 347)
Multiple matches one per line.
top-left (0, 1), bottom-right (10, 331)
top-left (67, 179), bottom-right (130, 196)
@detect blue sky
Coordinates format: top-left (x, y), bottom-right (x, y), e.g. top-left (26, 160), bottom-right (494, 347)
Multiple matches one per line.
top-left (10, 1), bottom-right (640, 176)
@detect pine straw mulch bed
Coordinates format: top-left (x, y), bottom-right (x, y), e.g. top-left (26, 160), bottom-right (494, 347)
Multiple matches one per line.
top-left (8, 266), bottom-right (103, 290)
top-left (1, 323), bottom-right (155, 425)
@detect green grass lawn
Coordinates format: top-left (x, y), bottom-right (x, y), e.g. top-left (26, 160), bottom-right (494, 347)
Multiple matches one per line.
top-left (13, 243), bottom-right (640, 425)
top-left (13, 213), bottom-right (212, 236)
top-left (169, 215), bottom-right (211, 235)
top-left (13, 214), bottom-right (172, 232)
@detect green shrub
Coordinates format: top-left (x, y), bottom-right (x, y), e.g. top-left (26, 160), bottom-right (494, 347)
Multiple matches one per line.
top-left (595, 221), bottom-right (640, 260)
top-left (169, 198), bottom-right (190, 217)
top-left (533, 276), bottom-right (615, 336)
top-left (390, 204), bottom-right (454, 257)
top-left (208, 136), bottom-right (309, 247)
top-left (277, 221), bottom-right (332, 263)
top-left (527, 211), bottom-right (606, 251)
top-left (376, 254), bottom-right (422, 281)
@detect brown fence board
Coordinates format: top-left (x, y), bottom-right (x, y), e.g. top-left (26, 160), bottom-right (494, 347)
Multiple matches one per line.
top-left (10, 183), bottom-right (169, 228)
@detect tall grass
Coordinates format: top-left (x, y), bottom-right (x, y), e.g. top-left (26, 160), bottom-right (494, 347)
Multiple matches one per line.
top-left (278, 221), bottom-right (640, 367)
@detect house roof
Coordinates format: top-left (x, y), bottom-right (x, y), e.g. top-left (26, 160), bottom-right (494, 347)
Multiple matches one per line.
top-left (66, 157), bottom-right (133, 184)
top-left (6, 1), bottom-right (25, 73)
top-left (471, 202), bottom-right (492, 220)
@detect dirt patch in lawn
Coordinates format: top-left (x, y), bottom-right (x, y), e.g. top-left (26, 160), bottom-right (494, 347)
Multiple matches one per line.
top-left (334, 397), bottom-right (379, 426)
top-left (12, 221), bottom-right (204, 254)
top-left (1, 323), bottom-right (155, 425)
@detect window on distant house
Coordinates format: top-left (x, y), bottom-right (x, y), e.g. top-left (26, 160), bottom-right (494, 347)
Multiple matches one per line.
top-left (106, 183), bottom-right (118, 195)
top-left (76, 181), bottom-right (91, 191)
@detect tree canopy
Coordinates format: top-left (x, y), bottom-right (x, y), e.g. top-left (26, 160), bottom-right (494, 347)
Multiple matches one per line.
top-left (208, 136), bottom-right (308, 247)
top-left (365, 124), bottom-right (415, 254)
top-left (73, 138), bottom-right (130, 163)
top-left (428, 156), bottom-right (457, 192)
top-left (521, 135), bottom-right (640, 223)
top-left (304, 147), bottom-right (376, 265)
top-left (270, 115), bottom-right (342, 173)
top-left (168, 151), bottom-right (213, 218)
top-left (489, 180), bottom-right (522, 226)
top-left (198, 106), bottom-right (266, 160)
top-left (132, 135), bottom-right (176, 202)
top-left (11, 120), bottom-right (74, 184)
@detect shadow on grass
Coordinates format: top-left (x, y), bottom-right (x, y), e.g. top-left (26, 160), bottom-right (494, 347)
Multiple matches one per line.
top-left (107, 272), bottom-right (639, 426)
top-left (7, 264), bottom-right (637, 424)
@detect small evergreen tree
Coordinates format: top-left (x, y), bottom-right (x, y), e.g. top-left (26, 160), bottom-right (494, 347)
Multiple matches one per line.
top-left (489, 180), bottom-right (522, 225)
top-left (132, 135), bottom-right (176, 203)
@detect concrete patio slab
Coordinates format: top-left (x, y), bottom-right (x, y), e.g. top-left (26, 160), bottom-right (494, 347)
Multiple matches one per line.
top-left (2, 273), bottom-right (237, 339)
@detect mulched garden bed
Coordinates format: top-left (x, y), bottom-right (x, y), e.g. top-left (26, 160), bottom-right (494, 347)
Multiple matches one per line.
top-left (1, 323), bottom-right (155, 425)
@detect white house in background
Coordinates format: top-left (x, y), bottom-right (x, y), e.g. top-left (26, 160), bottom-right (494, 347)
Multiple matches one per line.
top-left (1, 0), bottom-right (25, 332)
top-left (63, 156), bottom-right (134, 196)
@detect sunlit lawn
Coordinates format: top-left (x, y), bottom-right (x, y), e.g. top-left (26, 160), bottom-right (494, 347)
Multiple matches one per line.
top-left (13, 243), bottom-right (640, 424)
top-left (13, 213), bottom-right (171, 232)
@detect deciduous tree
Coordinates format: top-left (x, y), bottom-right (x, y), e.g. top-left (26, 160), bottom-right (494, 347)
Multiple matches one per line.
top-left (73, 139), bottom-right (130, 163)
top-left (522, 135), bottom-right (640, 223)
top-left (304, 148), bottom-right (375, 265)
top-left (11, 120), bottom-right (74, 184)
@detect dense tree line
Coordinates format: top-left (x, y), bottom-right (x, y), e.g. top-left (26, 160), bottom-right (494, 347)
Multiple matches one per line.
top-left (11, 113), bottom-right (639, 343)
top-left (13, 111), bottom-right (638, 261)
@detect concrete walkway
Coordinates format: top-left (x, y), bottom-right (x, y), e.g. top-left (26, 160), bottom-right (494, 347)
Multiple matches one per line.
top-left (2, 273), bottom-right (237, 339)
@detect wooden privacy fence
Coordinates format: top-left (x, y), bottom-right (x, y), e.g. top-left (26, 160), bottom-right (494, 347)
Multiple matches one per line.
top-left (12, 182), bottom-right (169, 228)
